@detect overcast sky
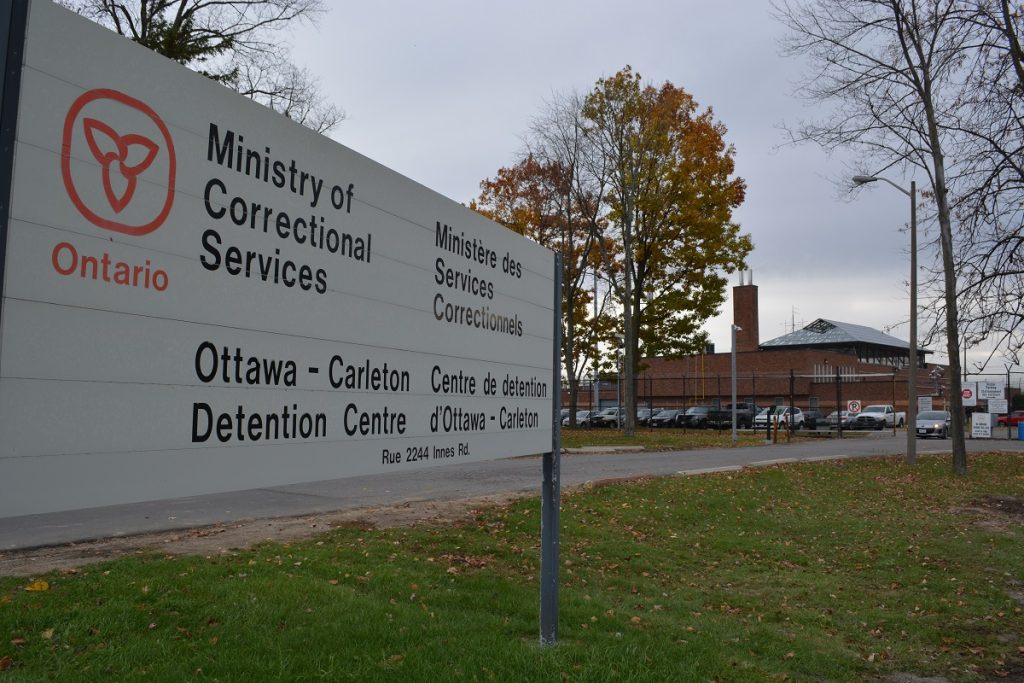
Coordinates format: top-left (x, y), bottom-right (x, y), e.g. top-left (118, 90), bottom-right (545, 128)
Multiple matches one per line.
top-left (288, 1), bottom-right (986, 371)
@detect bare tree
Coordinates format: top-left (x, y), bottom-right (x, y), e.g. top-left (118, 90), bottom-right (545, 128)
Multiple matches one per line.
top-left (232, 52), bottom-right (343, 133)
top-left (526, 92), bottom-right (617, 422)
top-left (774, 0), bottom-right (975, 474)
top-left (475, 91), bottom-right (614, 424)
top-left (941, 1), bottom-right (1024, 369)
top-left (68, 0), bottom-right (343, 133)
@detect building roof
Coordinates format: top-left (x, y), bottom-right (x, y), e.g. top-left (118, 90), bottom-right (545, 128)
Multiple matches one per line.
top-left (760, 318), bottom-right (929, 352)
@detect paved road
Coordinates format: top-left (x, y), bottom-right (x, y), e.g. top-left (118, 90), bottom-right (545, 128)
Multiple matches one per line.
top-left (2, 432), bottom-right (1022, 550)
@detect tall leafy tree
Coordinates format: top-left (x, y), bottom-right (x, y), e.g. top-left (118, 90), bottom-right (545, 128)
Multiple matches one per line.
top-left (69, 0), bottom-right (343, 133)
top-left (582, 67), bottom-right (749, 435)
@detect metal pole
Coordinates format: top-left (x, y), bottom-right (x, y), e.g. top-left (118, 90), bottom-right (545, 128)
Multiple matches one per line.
top-left (731, 325), bottom-right (738, 445)
top-left (616, 350), bottom-right (621, 431)
top-left (540, 253), bottom-right (562, 645)
top-left (592, 269), bottom-right (599, 412)
top-left (1007, 364), bottom-right (1012, 440)
top-left (907, 181), bottom-right (918, 464)
top-left (789, 369), bottom-right (795, 438)
top-left (853, 175), bottom-right (918, 461)
top-left (836, 366), bottom-right (843, 439)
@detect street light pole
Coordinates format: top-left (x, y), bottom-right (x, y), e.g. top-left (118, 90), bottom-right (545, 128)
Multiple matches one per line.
top-left (731, 324), bottom-right (742, 446)
top-left (853, 175), bottom-right (917, 465)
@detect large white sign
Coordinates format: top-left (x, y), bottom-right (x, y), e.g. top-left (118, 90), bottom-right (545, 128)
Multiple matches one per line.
top-left (971, 412), bottom-right (992, 439)
top-left (978, 381), bottom-right (1003, 401)
top-left (962, 382), bottom-right (977, 407)
top-left (0, 2), bottom-right (555, 516)
top-left (989, 398), bottom-right (1009, 415)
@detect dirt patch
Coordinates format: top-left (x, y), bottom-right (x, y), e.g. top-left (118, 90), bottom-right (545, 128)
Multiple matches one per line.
top-left (972, 495), bottom-right (1024, 517)
top-left (953, 495), bottom-right (1024, 532)
top-left (0, 493), bottom-right (521, 577)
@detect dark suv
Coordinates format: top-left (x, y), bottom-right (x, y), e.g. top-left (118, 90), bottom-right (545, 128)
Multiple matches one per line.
top-left (682, 406), bottom-right (714, 428)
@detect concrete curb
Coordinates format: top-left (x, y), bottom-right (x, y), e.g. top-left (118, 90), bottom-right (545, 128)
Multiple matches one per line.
top-left (564, 446), bottom-right (646, 455)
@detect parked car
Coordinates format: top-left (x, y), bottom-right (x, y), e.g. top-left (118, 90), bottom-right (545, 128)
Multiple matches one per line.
top-left (594, 407), bottom-right (624, 428)
top-left (650, 409), bottom-right (684, 428)
top-left (707, 403), bottom-right (758, 429)
top-left (916, 410), bottom-right (951, 439)
top-left (996, 410), bottom-right (1024, 427)
top-left (563, 410), bottom-right (597, 427)
top-left (636, 408), bottom-right (660, 426)
top-left (826, 410), bottom-right (860, 428)
top-left (852, 404), bottom-right (905, 430)
top-left (802, 409), bottom-right (825, 429)
top-left (753, 406), bottom-right (805, 430)
top-left (682, 405), bottom-right (714, 428)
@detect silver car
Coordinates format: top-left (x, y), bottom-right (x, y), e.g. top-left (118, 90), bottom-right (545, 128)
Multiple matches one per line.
top-left (916, 410), bottom-right (951, 439)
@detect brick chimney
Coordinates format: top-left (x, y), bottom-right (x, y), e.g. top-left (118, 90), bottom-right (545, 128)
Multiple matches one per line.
top-left (733, 270), bottom-right (759, 353)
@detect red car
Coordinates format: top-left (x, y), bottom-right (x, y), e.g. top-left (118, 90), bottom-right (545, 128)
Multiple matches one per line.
top-left (996, 410), bottom-right (1024, 426)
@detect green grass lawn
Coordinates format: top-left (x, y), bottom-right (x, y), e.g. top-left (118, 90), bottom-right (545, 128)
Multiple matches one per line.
top-left (2, 453), bottom-right (1023, 681)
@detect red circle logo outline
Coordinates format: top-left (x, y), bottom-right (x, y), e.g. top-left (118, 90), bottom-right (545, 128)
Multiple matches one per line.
top-left (61, 89), bottom-right (176, 236)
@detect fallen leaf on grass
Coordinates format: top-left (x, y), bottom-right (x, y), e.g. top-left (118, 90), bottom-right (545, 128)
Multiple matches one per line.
top-left (783, 651), bottom-right (795, 660)
top-left (10, 637), bottom-right (27, 647)
top-left (23, 580), bottom-right (48, 592)
top-left (40, 629), bottom-right (54, 640)
top-left (0, 656), bottom-right (12, 671)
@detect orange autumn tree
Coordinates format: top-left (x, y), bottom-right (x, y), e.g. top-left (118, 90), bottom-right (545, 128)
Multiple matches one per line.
top-left (582, 67), bottom-right (750, 434)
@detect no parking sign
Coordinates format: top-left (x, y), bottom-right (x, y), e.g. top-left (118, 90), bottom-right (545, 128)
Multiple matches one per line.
top-left (847, 400), bottom-right (861, 413)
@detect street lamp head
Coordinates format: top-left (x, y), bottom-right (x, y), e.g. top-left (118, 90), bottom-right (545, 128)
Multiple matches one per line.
top-left (852, 175), bottom-right (878, 185)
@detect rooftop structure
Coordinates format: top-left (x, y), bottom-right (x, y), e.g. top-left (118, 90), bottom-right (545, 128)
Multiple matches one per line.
top-left (760, 318), bottom-right (930, 369)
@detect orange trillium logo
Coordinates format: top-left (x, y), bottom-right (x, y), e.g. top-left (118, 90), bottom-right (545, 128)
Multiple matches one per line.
top-left (81, 117), bottom-right (159, 214)
top-left (61, 89), bottom-right (176, 236)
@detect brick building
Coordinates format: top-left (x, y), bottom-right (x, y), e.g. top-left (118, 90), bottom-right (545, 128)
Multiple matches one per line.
top-left (596, 276), bottom-right (949, 415)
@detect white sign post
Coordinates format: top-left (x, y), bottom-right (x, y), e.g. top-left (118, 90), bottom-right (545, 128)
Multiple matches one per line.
top-left (971, 412), bottom-right (992, 439)
top-left (989, 398), bottom-right (1009, 415)
top-left (962, 382), bottom-right (978, 407)
top-left (917, 395), bottom-right (933, 412)
top-left (0, 2), bottom-right (557, 518)
top-left (979, 381), bottom-right (1003, 401)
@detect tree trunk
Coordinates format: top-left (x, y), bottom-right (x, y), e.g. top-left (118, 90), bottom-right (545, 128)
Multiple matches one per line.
top-left (921, 68), bottom-right (967, 474)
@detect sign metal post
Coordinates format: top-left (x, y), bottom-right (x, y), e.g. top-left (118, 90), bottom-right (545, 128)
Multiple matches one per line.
top-left (540, 253), bottom-right (561, 645)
